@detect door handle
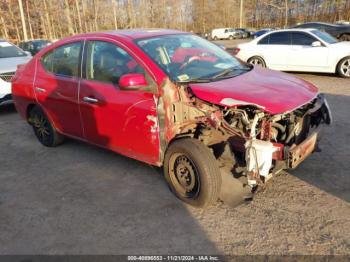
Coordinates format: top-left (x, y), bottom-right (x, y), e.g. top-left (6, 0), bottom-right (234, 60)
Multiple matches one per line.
top-left (83, 96), bottom-right (98, 104)
top-left (35, 87), bottom-right (46, 93)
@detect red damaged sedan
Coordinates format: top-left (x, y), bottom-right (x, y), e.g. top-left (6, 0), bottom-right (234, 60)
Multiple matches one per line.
top-left (12, 29), bottom-right (332, 207)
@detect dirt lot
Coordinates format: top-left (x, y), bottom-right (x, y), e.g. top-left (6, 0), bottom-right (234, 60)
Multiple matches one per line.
top-left (0, 50), bottom-right (349, 255)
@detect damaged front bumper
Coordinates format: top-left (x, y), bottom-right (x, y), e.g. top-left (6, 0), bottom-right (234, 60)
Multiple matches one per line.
top-left (243, 94), bottom-right (332, 186)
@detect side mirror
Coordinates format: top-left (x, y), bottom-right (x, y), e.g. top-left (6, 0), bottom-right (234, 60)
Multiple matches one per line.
top-left (311, 41), bottom-right (322, 47)
top-left (119, 73), bottom-right (148, 90)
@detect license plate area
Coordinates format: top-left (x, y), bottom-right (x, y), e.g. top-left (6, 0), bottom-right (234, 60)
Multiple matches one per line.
top-left (288, 132), bottom-right (318, 169)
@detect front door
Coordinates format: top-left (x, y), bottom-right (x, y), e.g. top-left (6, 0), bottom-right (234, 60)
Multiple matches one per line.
top-left (34, 40), bottom-right (83, 138)
top-left (288, 32), bottom-right (329, 71)
top-left (79, 39), bottom-right (160, 164)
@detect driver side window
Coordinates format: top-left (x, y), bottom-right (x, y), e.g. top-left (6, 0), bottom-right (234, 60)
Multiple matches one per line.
top-left (85, 40), bottom-right (144, 85)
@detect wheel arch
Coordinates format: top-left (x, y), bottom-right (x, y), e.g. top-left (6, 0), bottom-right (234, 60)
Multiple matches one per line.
top-left (336, 55), bottom-right (350, 70)
top-left (26, 103), bottom-right (37, 122)
top-left (248, 55), bottom-right (266, 61)
top-left (336, 55), bottom-right (350, 76)
top-left (247, 55), bottom-right (267, 67)
top-left (25, 103), bottom-right (61, 132)
top-left (162, 135), bottom-right (195, 165)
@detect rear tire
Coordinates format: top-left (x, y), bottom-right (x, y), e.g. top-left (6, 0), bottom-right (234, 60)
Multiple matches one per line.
top-left (29, 106), bottom-right (64, 147)
top-left (247, 56), bottom-right (266, 68)
top-left (164, 139), bottom-right (221, 208)
top-left (337, 56), bottom-right (350, 78)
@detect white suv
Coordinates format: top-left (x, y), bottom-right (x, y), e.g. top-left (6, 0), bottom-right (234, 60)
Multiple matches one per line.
top-left (0, 40), bottom-right (31, 106)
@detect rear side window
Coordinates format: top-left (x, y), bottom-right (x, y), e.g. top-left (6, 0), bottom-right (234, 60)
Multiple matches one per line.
top-left (41, 50), bottom-right (54, 72)
top-left (258, 35), bottom-right (269, 44)
top-left (291, 32), bottom-right (317, 46)
top-left (268, 32), bottom-right (291, 45)
top-left (41, 41), bottom-right (82, 77)
top-left (85, 40), bottom-right (144, 85)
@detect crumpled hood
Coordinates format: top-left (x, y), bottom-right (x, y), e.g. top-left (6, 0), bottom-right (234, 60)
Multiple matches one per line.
top-left (0, 56), bottom-right (32, 73)
top-left (189, 67), bottom-right (318, 114)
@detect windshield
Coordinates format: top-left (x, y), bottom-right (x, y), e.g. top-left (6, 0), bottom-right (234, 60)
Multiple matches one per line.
top-left (33, 41), bottom-right (51, 49)
top-left (0, 41), bottom-right (27, 58)
top-left (312, 30), bottom-right (338, 44)
top-left (136, 34), bottom-right (250, 82)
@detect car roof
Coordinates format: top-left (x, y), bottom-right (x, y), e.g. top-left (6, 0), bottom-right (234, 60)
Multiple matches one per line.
top-left (267, 28), bottom-right (316, 33)
top-left (73, 29), bottom-right (186, 40)
top-left (298, 22), bottom-right (334, 26)
top-left (20, 39), bottom-right (50, 43)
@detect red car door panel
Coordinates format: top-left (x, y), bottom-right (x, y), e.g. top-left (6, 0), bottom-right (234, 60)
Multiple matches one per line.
top-left (79, 81), bottom-right (159, 164)
top-left (34, 41), bottom-right (83, 138)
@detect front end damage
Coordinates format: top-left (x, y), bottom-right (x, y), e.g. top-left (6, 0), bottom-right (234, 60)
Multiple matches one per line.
top-left (158, 79), bottom-right (332, 206)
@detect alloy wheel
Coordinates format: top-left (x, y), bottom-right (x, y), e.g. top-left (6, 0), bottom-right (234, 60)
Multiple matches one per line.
top-left (249, 57), bottom-right (265, 67)
top-left (340, 58), bottom-right (350, 77)
top-left (33, 112), bottom-right (51, 144)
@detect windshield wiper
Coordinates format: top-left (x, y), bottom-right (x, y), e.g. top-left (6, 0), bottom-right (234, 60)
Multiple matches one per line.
top-left (211, 66), bottom-right (251, 80)
top-left (176, 77), bottom-right (212, 83)
top-left (211, 67), bottom-right (235, 79)
top-left (175, 65), bottom-right (252, 83)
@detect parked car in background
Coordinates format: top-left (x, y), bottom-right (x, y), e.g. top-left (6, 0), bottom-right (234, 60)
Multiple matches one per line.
top-left (293, 22), bottom-right (350, 41)
top-left (254, 28), bottom-right (273, 38)
top-left (19, 39), bottom-right (51, 56)
top-left (236, 28), bottom-right (251, 38)
top-left (236, 29), bottom-right (350, 77)
top-left (336, 20), bottom-right (350, 25)
top-left (12, 29), bottom-right (331, 208)
top-left (0, 40), bottom-right (31, 106)
top-left (211, 28), bottom-right (240, 40)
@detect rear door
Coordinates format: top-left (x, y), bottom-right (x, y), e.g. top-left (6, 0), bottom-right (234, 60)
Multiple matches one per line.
top-left (34, 40), bottom-right (83, 138)
top-left (256, 32), bottom-right (291, 70)
top-left (288, 32), bottom-right (329, 71)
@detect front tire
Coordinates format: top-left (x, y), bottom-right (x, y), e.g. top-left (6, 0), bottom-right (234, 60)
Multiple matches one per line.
top-left (337, 56), bottom-right (350, 78)
top-left (248, 56), bottom-right (266, 68)
top-left (164, 139), bottom-right (221, 208)
top-left (29, 106), bottom-right (64, 147)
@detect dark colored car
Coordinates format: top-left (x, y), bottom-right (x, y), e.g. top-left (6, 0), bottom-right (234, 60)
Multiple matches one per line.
top-left (19, 40), bottom-right (51, 55)
top-left (236, 28), bottom-right (252, 38)
top-left (293, 22), bottom-right (350, 41)
top-left (254, 28), bottom-right (273, 38)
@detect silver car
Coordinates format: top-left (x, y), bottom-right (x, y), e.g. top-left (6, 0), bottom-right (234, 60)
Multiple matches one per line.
top-left (0, 40), bottom-right (32, 106)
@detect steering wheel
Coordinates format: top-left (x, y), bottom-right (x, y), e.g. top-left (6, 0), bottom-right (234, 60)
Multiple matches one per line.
top-left (179, 53), bottom-right (217, 71)
top-left (179, 56), bottom-right (202, 71)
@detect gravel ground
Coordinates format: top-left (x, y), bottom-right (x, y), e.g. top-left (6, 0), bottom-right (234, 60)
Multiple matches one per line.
top-left (187, 73), bottom-right (350, 255)
top-left (0, 62), bottom-right (349, 255)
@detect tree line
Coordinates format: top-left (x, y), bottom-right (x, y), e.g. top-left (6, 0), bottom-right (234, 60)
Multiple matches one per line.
top-left (1, 0), bottom-right (350, 43)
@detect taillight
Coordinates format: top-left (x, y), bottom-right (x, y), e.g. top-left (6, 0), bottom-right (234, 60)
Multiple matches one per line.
top-left (232, 48), bottom-right (240, 55)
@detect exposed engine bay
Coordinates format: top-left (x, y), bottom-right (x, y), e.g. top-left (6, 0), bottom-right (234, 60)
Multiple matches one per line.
top-left (158, 80), bottom-right (332, 204)
top-left (221, 93), bottom-right (332, 186)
